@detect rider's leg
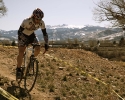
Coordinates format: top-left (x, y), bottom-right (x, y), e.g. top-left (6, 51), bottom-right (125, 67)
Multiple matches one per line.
top-left (34, 46), bottom-right (40, 57)
top-left (30, 33), bottom-right (40, 57)
top-left (17, 46), bottom-right (26, 68)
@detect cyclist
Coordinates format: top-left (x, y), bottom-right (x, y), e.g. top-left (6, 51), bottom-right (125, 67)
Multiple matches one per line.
top-left (16, 8), bottom-right (49, 77)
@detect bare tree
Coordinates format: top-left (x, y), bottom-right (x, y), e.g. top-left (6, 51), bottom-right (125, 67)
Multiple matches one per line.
top-left (0, 0), bottom-right (7, 17)
top-left (93, 0), bottom-right (125, 28)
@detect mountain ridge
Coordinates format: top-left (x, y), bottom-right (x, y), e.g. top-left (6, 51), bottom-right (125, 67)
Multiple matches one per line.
top-left (0, 24), bottom-right (123, 42)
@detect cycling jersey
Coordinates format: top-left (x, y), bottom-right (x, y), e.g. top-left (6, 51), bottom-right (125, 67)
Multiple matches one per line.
top-left (20, 17), bottom-right (46, 36)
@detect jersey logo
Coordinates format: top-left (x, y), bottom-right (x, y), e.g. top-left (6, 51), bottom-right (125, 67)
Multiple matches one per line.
top-left (29, 22), bottom-right (33, 25)
top-left (26, 24), bottom-right (40, 31)
top-left (26, 24), bottom-right (36, 31)
top-left (39, 23), bottom-right (42, 26)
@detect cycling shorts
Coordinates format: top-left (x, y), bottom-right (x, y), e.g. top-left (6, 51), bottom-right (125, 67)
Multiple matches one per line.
top-left (18, 33), bottom-right (40, 47)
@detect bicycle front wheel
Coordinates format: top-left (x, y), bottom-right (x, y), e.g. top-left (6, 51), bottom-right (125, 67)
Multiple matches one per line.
top-left (24, 59), bottom-right (38, 92)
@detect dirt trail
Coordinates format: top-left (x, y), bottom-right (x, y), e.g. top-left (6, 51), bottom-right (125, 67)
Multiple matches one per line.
top-left (0, 46), bottom-right (53, 100)
top-left (0, 46), bottom-right (125, 100)
top-left (0, 62), bottom-right (54, 100)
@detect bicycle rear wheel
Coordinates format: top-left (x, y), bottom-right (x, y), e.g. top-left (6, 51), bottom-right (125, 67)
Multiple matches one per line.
top-left (24, 59), bottom-right (38, 92)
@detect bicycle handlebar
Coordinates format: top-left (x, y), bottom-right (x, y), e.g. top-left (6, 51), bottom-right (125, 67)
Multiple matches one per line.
top-left (26, 43), bottom-right (48, 54)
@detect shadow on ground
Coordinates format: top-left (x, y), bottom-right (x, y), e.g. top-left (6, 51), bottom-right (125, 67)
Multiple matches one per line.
top-left (0, 81), bottom-right (32, 100)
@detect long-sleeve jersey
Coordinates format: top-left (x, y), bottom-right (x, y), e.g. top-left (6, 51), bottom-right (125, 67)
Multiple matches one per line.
top-left (20, 17), bottom-right (46, 36)
top-left (18, 17), bottom-right (48, 44)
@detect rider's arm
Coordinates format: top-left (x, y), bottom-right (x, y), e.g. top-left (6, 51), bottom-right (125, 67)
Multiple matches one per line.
top-left (40, 20), bottom-right (48, 44)
top-left (18, 19), bottom-right (27, 35)
top-left (40, 20), bottom-right (49, 50)
top-left (42, 28), bottom-right (48, 44)
top-left (18, 26), bottom-right (24, 35)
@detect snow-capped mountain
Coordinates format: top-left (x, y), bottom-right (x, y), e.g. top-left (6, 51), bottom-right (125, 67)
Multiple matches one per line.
top-left (0, 24), bottom-right (124, 42)
top-left (46, 24), bottom-right (85, 29)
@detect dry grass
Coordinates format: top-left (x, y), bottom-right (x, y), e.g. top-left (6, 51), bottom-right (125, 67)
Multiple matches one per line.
top-left (95, 47), bottom-right (125, 61)
top-left (37, 48), bottom-right (125, 100)
top-left (0, 45), bottom-right (125, 100)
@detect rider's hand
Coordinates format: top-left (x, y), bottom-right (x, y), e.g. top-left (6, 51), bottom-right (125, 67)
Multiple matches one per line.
top-left (44, 43), bottom-right (49, 51)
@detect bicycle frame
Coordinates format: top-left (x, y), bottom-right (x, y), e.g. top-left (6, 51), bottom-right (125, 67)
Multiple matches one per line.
top-left (23, 44), bottom-right (36, 77)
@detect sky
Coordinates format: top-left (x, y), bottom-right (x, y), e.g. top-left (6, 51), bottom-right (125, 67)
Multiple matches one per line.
top-left (0, 0), bottom-right (109, 31)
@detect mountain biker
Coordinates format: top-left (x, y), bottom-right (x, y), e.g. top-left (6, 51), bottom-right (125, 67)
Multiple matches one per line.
top-left (16, 8), bottom-right (49, 77)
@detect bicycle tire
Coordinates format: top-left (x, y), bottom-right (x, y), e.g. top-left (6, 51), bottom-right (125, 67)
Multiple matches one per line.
top-left (24, 58), bottom-right (39, 92)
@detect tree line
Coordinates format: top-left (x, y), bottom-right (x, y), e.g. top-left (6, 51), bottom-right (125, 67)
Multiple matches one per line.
top-left (0, 0), bottom-right (7, 17)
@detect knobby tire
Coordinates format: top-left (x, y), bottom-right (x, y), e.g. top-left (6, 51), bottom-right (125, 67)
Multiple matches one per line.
top-left (24, 59), bottom-right (38, 92)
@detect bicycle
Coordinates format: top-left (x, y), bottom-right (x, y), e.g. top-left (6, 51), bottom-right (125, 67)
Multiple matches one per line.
top-left (16, 43), bottom-right (40, 92)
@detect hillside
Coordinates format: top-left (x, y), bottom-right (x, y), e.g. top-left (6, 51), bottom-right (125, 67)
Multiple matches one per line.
top-left (0, 45), bottom-right (125, 100)
top-left (0, 25), bottom-right (123, 42)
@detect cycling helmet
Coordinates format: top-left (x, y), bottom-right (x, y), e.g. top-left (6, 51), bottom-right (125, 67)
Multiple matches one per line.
top-left (32, 8), bottom-right (44, 19)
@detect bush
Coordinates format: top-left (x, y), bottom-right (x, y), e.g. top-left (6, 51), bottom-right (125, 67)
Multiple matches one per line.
top-left (11, 40), bottom-right (16, 46)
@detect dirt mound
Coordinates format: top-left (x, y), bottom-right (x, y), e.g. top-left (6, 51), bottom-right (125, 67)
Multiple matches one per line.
top-left (0, 46), bottom-right (53, 100)
top-left (0, 46), bottom-right (125, 100)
